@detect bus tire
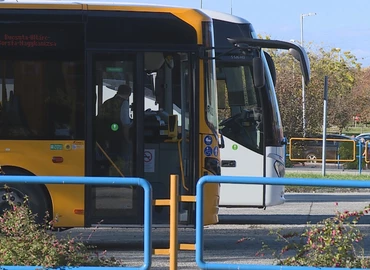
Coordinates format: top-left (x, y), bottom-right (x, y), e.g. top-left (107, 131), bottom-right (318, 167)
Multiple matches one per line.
top-left (0, 168), bottom-right (51, 224)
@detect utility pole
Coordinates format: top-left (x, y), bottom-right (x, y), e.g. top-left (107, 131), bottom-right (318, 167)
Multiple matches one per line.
top-left (300, 12), bottom-right (316, 137)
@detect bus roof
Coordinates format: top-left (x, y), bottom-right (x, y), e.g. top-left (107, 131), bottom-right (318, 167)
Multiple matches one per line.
top-left (0, 1), bottom-right (213, 45)
top-left (0, 0), bottom-right (199, 12)
top-left (0, 0), bottom-right (174, 6)
top-left (200, 9), bottom-right (251, 24)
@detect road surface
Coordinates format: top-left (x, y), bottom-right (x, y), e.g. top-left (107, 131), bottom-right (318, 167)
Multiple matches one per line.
top-left (57, 192), bottom-right (370, 269)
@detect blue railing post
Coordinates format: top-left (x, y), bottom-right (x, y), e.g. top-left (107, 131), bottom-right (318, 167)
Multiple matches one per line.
top-left (196, 175), bottom-right (370, 270)
top-left (358, 141), bottom-right (363, 174)
top-left (0, 175), bottom-right (153, 270)
top-left (336, 143), bottom-right (340, 169)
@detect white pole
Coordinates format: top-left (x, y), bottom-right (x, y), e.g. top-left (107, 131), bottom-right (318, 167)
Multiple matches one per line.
top-left (300, 12), bottom-right (316, 137)
top-left (322, 76), bottom-right (328, 176)
top-left (300, 14), bottom-right (306, 137)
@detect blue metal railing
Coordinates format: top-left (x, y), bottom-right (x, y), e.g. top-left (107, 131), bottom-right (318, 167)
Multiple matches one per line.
top-left (0, 176), bottom-right (153, 270)
top-left (196, 175), bottom-right (370, 270)
top-left (3, 174), bottom-right (370, 269)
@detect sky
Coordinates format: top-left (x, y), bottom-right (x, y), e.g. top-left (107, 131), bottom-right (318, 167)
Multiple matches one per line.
top-left (86, 0), bottom-right (370, 67)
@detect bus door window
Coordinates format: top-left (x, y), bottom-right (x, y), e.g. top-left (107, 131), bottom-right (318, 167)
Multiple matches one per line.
top-left (92, 58), bottom-right (136, 222)
top-left (143, 52), bottom-right (192, 223)
top-left (95, 60), bottom-right (134, 177)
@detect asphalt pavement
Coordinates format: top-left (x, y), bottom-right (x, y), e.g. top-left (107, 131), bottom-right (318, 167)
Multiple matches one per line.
top-left (53, 162), bottom-right (370, 269)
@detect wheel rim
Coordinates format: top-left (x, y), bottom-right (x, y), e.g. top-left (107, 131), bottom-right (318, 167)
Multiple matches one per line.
top-left (0, 187), bottom-right (24, 211)
top-left (306, 153), bottom-right (317, 164)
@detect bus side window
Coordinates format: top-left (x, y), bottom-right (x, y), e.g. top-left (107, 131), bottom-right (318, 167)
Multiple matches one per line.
top-left (2, 90), bottom-right (29, 136)
top-left (7, 91), bottom-right (21, 125)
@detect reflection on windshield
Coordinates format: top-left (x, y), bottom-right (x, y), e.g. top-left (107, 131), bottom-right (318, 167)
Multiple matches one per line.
top-left (217, 64), bottom-right (263, 154)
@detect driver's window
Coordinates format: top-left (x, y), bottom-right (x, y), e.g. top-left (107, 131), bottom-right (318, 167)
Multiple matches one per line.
top-left (217, 64), bottom-right (262, 152)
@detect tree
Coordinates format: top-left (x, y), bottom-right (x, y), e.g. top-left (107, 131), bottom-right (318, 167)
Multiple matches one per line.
top-left (350, 67), bottom-right (370, 124)
top-left (267, 42), bottom-right (361, 137)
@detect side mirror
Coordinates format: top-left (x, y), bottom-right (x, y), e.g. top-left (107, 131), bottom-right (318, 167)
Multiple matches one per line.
top-left (289, 48), bottom-right (309, 85)
top-left (227, 38), bottom-right (310, 86)
top-left (253, 57), bottom-right (265, 88)
top-left (289, 48), bottom-right (300, 61)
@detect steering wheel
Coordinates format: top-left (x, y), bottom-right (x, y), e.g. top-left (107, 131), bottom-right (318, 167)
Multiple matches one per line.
top-left (219, 112), bottom-right (242, 127)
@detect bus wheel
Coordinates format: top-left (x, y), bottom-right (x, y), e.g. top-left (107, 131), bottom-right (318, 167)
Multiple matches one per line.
top-left (0, 170), bottom-right (51, 224)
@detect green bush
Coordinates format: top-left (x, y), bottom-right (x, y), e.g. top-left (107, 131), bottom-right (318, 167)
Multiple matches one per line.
top-left (0, 193), bottom-right (124, 267)
top-left (285, 157), bottom-right (294, 168)
top-left (340, 142), bottom-right (367, 170)
top-left (259, 204), bottom-right (370, 268)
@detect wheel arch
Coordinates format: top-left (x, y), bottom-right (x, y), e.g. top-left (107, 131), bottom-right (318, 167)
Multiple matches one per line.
top-left (0, 165), bottom-right (53, 219)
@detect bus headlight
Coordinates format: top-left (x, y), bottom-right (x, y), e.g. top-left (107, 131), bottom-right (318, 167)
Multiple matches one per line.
top-left (274, 160), bottom-right (285, 177)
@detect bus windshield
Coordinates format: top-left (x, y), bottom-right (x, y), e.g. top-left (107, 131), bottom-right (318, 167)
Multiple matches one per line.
top-left (261, 50), bottom-right (284, 146)
top-left (217, 57), bottom-right (284, 153)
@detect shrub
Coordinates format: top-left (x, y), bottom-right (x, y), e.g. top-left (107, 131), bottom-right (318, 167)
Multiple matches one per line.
top-left (258, 204), bottom-right (370, 268)
top-left (340, 141), bottom-right (366, 169)
top-left (0, 193), bottom-right (124, 267)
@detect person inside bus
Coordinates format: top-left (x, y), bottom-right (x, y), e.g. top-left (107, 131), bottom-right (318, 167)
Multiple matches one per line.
top-left (98, 84), bottom-right (132, 175)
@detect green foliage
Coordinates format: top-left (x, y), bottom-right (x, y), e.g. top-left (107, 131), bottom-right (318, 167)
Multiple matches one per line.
top-left (285, 172), bottom-right (370, 180)
top-left (0, 193), bottom-right (124, 267)
top-left (266, 41), bottom-right (362, 138)
top-left (344, 125), bottom-right (370, 136)
top-left (341, 143), bottom-right (365, 170)
top-left (337, 141), bottom-right (364, 170)
top-left (284, 158), bottom-right (294, 168)
top-left (352, 69), bottom-right (370, 123)
top-left (259, 205), bottom-right (370, 268)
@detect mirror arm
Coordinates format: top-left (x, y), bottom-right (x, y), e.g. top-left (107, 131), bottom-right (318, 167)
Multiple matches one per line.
top-left (200, 46), bottom-right (240, 60)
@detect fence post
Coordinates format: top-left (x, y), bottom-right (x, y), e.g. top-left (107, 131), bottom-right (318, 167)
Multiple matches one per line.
top-left (152, 174), bottom-right (196, 269)
top-left (358, 141), bottom-right (362, 174)
top-left (169, 174), bottom-right (179, 270)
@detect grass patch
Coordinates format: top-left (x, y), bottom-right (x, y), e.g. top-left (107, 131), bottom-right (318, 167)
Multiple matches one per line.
top-left (284, 172), bottom-right (370, 193)
top-left (343, 125), bottom-right (370, 135)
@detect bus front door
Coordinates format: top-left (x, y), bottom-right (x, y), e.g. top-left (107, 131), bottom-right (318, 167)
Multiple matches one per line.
top-left (85, 51), bottom-right (194, 226)
top-left (86, 52), bottom-right (144, 225)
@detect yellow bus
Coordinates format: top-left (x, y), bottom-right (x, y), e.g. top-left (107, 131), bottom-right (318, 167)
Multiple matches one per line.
top-left (0, 1), bottom-right (220, 227)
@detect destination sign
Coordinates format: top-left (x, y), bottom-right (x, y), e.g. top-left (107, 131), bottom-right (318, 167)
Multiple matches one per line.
top-left (0, 24), bottom-right (83, 51)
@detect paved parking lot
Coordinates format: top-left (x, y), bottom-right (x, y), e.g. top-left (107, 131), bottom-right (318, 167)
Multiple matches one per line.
top-left (58, 224), bottom-right (280, 269)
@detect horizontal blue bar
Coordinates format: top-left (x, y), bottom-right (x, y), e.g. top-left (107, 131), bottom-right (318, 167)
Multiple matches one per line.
top-left (196, 175), bottom-right (370, 270)
top-left (0, 175), bottom-right (152, 270)
top-left (0, 175), bottom-right (144, 186)
top-left (0, 267), bottom-right (141, 270)
top-left (199, 175), bottom-right (370, 188)
top-left (195, 263), bottom-right (366, 270)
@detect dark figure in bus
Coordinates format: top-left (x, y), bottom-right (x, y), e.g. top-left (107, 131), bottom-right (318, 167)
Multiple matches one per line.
top-left (97, 84), bottom-right (132, 175)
